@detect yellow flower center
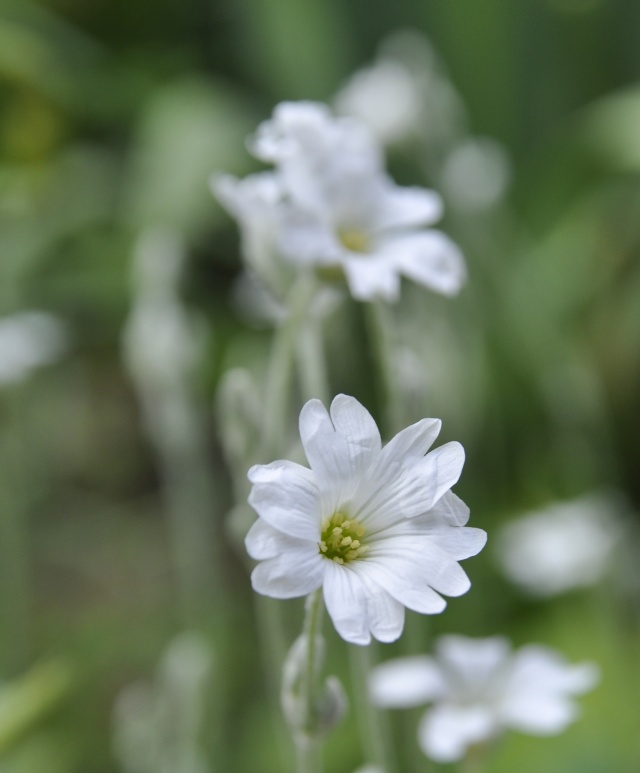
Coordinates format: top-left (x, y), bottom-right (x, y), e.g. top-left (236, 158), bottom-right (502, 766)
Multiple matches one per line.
top-left (318, 511), bottom-right (369, 564)
top-left (339, 229), bottom-right (370, 254)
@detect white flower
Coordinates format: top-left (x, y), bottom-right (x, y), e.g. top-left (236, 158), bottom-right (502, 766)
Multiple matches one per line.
top-left (441, 137), bottom-right (511, 212)
top-left (495, 492), bottom-right (622, 597)
top-left (0, 311), bottom-right (66, 385)
top-left (247, 102), bottom-right (466, 303)
top-left (245, 394), bottom-right (486, 645)
top-left (370, 635), bottom-right (599, 763)
top-left (335, 57), bottom-right (425, 146)
top-left (212, 171), bottom-right (287, 287)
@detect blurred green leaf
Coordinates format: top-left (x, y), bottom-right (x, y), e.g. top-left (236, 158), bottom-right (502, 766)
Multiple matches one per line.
top-left (122, 76), bottom-right (256, 237)
top-left (0, 661), bottom-right (72, 757)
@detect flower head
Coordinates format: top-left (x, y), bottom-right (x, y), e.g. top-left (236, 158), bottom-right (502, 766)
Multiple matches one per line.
top-left (245, 394), bottom-right (486, 645)
top-left (369, 635), bottom-right (599, 762)
top-left (0, 311), bottom-right (66, 386)
top-left (495, 492), bottom-right (622, 597)
top-left (214, 101), bottom-right (466, 303)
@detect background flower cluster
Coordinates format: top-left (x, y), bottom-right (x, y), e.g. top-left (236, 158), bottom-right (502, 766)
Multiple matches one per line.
top-left (0, 1), bottom-right (639, 772)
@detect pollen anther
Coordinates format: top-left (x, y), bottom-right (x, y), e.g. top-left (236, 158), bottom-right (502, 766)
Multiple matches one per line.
top-left (319, 511), bottom-right (368, 564)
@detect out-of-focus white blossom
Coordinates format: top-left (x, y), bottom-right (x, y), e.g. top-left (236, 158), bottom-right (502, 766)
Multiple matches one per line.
top-left (495, 492), bottom-right (622, 597)
top-left (212, 171), bottom-right (291, 295)
top-left (214, 101), bottom-right (466, 303)
top-left (370, 635), bottom-right (598, 762)
top-left (123, 228), bottom-right (206, 396)
top-left (335, 29), bottom-right (468, 153)
top-left (245, 394), bottom-right (486, 645)
top-left (335, 57), bottom-right (425, 146)
top-left (259, 102), bottom-right (464, 302)
top-left (441, 137), bottom-right (511, 211)
top-left (281, 633), bottom-right (347, 740)
top-left (112, 632), bottom-right (214, 773)
top-left (0, 311), bottom-right (66, 385)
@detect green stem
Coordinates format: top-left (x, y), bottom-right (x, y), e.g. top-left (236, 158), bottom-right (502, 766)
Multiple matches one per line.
top-left (349, 643), bottom-right (396, 773)
top-left (302, 589), bottom-right (324, 731)
top-left (295, 589), bottom-right (325, 773)
top-left (0, 388), bottom-right (31, 678)
top-left (261, 273), bottom-right (318, 460)
top-left (295, 284), bottom-right (330, 405)
top-left (459, 742), bottom-right (490, 773)
top-left (364, 301), bottom-right (403, 436)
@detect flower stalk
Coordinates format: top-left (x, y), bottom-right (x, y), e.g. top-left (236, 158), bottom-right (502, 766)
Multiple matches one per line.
top-left (365, 301), bottom-right (403, 435)
top-left (260, 272), bottom-right (319, 460)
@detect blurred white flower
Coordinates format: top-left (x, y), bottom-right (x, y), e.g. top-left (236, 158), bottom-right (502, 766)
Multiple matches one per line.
top-left (0, 311), bottom-right (66, 385)
top-left (112, 632), bottom-right (214, 773)
top-left (212, 171), bottom-right (290, 293)
top-left (250, 102), bottom-right (465, 302)
top-left (441, 137), bottom-right (511, 211)
top-left (335, 29), bottom-right (468, 154)
top-left (245, 394), bottom-right (486, 645)
top-left (495, 493), bottom-right (622, 597)
top-left (335, 57), bottom-right (425, 146)
top-left (214, 101), bottom-right (466, 303)
top-left (370, 635), bottom-right (598, 762)
top-left (123, 228), bottom-right (205, 392)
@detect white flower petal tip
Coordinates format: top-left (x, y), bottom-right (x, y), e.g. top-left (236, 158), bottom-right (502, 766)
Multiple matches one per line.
top-left (369, 635), bottom-right (598, 762)
top-left (246, 395), bottom-right (484, 644)
top-left (216, 99), bottom-right (464, 304)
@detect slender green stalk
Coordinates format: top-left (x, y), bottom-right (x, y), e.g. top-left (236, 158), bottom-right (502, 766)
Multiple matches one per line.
top-left (349, 643), bottom-right (396, 773)
top-left (295, 735), bottom-right (323, 773)
top-left (0, 388), bottom-right (31, 678)
top-left (364, 301), bottom-right (403, 436)
top-left (293, 589), bottom-right (325, 773)
top-left (261, 273), bottom-right (319, 460)
top-left (301, 589), bottom-right (324, 732)
top-left (459, 742), bottom-right (490, 773)
top-left (295, 304), bottom-right (330, 405)
top-left (252, 274), bottom-right (325, 773)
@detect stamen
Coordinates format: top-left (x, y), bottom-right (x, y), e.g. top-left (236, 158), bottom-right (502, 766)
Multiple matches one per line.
top-left (319, 511), bottom-right (368, 564)
top-left (339, 229), bottom-right (371, 254)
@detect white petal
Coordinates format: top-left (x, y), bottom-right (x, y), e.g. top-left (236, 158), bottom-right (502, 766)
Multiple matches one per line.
top-left (359, 570), bottom-right (406, 643)
top-left (436, 635), bottom-right (512, 686)
top-left (390, 230), bottom-right (467, 297)
top-left (507, 646), bottom-right (600, 695)
top-left (428, 490), bottom-right (471, 526)
top-left (373, 183), bottom-right (443, 231)
top-left (378, 418), bottom-right (442, 466)
top-left (277, 206), bottom-right (343, 266)
top-left (299, 397), bottom-right (378, 487)
top-left (415, 441), bottom-right (466, 509)
top-left (322, 564), bottom-right (371, 645)
top-left (343, 255), bottom-right (401, 302)
top-left (418, 705), bottom-right (496, 763)
top-left (500, 692), bottom-right (579, 735)
top-left (322, 562), bottom-right (404, 644)
top-left (249, 101), bottom-right (333, 162)
top-left (499, 646), bottom-right (599, 734)
top-left (369, 656), bottom-right (445, 708)
top-left (245, 518), bottom-right (291, 560)
top-left (363, 553), bottom-right (447, 615)
top-left (247, 460), bottom-right (320, 540)
top-left (373, 536), bottom-right (473, 598)
top-left (420, 525), bottom-right (487, 561)
top-left (329, 394), bottom-right (382, 461)
top-left (355, 441), bottom-right (465, 530)
top-left (251, 546), bottom-right (325, 599)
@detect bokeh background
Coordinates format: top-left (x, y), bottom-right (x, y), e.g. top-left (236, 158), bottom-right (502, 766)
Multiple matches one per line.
top-left (1, 0), bottom-right (640, 771)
